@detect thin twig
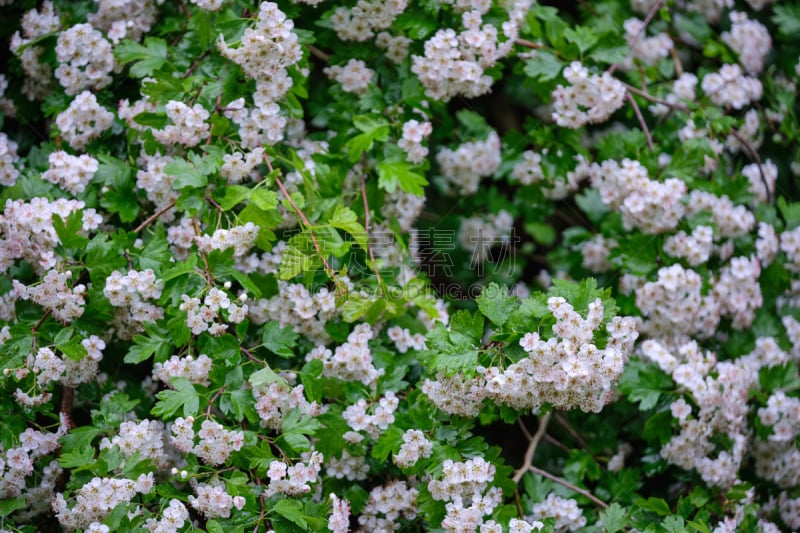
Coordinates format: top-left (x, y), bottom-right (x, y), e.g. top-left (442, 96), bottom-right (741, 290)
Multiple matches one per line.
top-left (182, 49), bottom-right (211, 79)
top-left (205, 386), bottom-right (227, 418)
top-left (526, 465), bottom-right (608, 508)
top-left (609, 0), bottom-right (665, 75)
top-left (623, 82), bottom-right (691, 113)
top-left (513, 411), bottom-right (552, 484)
top-left (669, 47), bottom-right (683, 77)
top-left (515, 38), bottom-right (544, 50)
top-left (241, 346), bottom-right (264, 365)
top-left (544, 434), bottom-right (572, 453)
top-left (308, 45), bottom-right (330, 62)
top-left (627, 91), bottom-right (654, 150)
top-left (60, 386), bottom-right (74, 431)
top-left (264, 152), bottom-right (336, 279)
top-left (192, 219), bottom-right (214, 288)
top-left (730, 128), bottom-right (772, 204)
top-left (360, 156), bottom-right (385, 296)
top-left (31, 308), bottom-right (53, 334)
top-left (134, 200), bottom-right (177, 233)
top-left (555, 414), bottom-right (592, 453)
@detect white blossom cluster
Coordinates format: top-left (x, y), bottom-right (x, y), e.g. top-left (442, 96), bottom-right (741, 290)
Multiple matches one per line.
top-left (387, 325), bottom-right (427, 353)
top-left (152, 101), bottom-right (210, 147)
top-left (581, 234), bottom-right (617, 272)
top-left (1, 419), bottom-right (66, 504)
top-left (54, 474), bottom-right (155, 529)
top-left (143, 499), bottom-right (190, 533)
top-left (551, 62), bottom-right (626, 128)
top-left (100, 420), bottom-right (168, 467)
top-left (726, 109), bottom-right (763, 154)
top-left (190, 0), bottom-right (223, 10)
top-left (188, 482), bottom-right (245, 519)
top-left (217, 2), bottom-right (302, 146)
top-left (330, 0), bottom-right (407, 41)
top-left (382, 189), bottom-right (426, 232)
top-left (429, 457), bottom-right (502, 531)
top-left (13, 270), bottom-right (86, 323)
top-left (195, 223), bottom-right (260, 258)
top-left (411, 7), bottom-right (525, 101)
top-left (342, 391), bottom-right (399, 441)
top-left (0, 197), bottom-right (100, 274)
top-left (253, 382), bottom-right (323, 430)
top-left (398, 119), bottom-right (432, 164)
top-left (649, 73), bottom-right (698, 116)
top-left (458, 210), bottom-right (514, 264)
top-left (589, 158), bottom-right (686, 234)
top-left (437, 131), bottom-right (501, 194)
top-left (307, 323), bottom-right (383, 386)
top-left (324, 59), bottom-right (375, 94)
top-left (742, 159), bottom-right (776, 204)
top-left (393, 429), bottom-right (433, 467)
top-left (623, 18), bottom-right (673, 67)
top-left (220, 147), bottom-right (264, 183)
top-left (685, 189), bottom-right (755, 238)
top-left (180, 287), bottom-right (248, 336)
top-left (422, 372), bottom-right (488, 417)
top-left (529, 494), bottom-right (586, 532)
top-left (326, 449), bottom-right (369, 481)
top-left (376, 31), bottom-right (412, 63)
top-left (512, 151), bottom-right (590, 200)
top-left (356, 480), bottom-right (419, 532)
top-left (135, 154), bottom-right (180, 222)
top-left (153, 354), bottom-right (213, 386)
top-left (42, 151), bottom-right (98, 195)
top-left (328, 494), bottom-right (351, 533)
top-left (483, 297), bottom-right (638, 412)
top-left (0, 133), bottom-right (20, 187)
top-left (170, 417), bottom-right (244, 466)
top-left (88, 0), bottom-right (161, 43)
top-left (721, 11), bottom-right (771, 74)
top-left (249, 281), bottom-right (337, 344)
top-left (663, 225), bottom-right (714, 266)
top-left (55, 91), bottom-right (115, 150)
top-left (758, 391), bottom-right (800, 444)
top-left (104, 269), bottom-right (164, 335)
top-left (701, 64), bottom-right (763, 110)
top-left (713, 255), bottom-right (763, 329)
top-left (55, 23), bottom-right (114, 95)
top-left (9, 1), bottom-right (60, 100)
top-left (264, 450), bottom-right (323, 497)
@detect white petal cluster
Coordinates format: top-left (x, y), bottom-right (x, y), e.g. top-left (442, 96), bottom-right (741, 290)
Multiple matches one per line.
top-left (253, 382), bottom-right (323, 430)
top-left (376, 31), bottom-right (412, 63)
top-left (54, 475), bottom-right (154, 529)
top-left (55, 23), bottom-right (114, 95)
top-left (88, 0), bottom-right (161, 43)
top-left (722, 11), bottom-right (771, 74)
top-left (552, 62), bottom-right (626, 128)
top-left (663, 225), bottom-right (714, 266)
top-left (249, 280), bottom-right (337, 345)
top-left (357, 480), bottom-right (418, 531)
top-left (529, 494), bottom-right (586, 532)
top-left (429, 457), bottom-right (502, 531)
top-left (437, 131), bottom-right (501, 195)
top-left (0, 133), bottom-right (20, 187)
top-left (393, 429), bottom-right (433, 467)
top-left (143, 499), bottom-right (190, 533)
top-left (42, 151), bottom-right (98, 195)
top-left (135, 154), bottom-right (179, 222)
top-left (387, 326), bottom-right (426, 353)
top-left (190, 0), bottom-right (223, 11)
top-left (55, 91), bottom-right (115, 150)
top-left (307, 323), bottom-right (383, 386)
top-left (326, 450), bottom-right (369, 480)
top-left (195, 223), bottom-right (260, 257)
top-left (342, 391), bottom-right (399, 440)
top-left (104, 269), bottom-right (164, 334)
top-left (220, 147), bottom-right (264, 184)
top-left (9, 1), bottom-right (60, 100)
top-left (330, 0), bottom-right (407, 42)
top-left (13, 270), bottom-right (86, 323)
top-left (152, 101), bottom-right (210, 147)
top-left (101, 420), bottom-right (168, 466)
top-left (458, 209), bottom-right (514, 264)
top-left (328, 494), bottom-right (351, 533)
top-left (264, 450), bottom-right (323, 497)
top-left (189, 482), bottom-right (244, 518)
top-left (701, 64), bottom-right (763, 109)
top-left (0, 198), bottom-right (99, 274)
top-left (180, 288), bottom-right (248, 336)
top-left (485, 297), bottom-right (638, 413)
top-left (153, 354), bottom-right (213, 387)
top-left (624, 17), bottom-right (674, 67)
top-left (398, 119), bottom-right (432, 164)
top-left (590, 158), bottom-right (686, 234)
top-left (324, 59), bottom-right (375, 94)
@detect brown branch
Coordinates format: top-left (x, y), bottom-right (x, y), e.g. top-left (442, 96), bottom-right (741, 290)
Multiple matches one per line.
top-left (360, 156), bottom-right (385, 295)
top-left (627, 91), bottom-right (654, 150)
top-left (669, 47), bottom-right (683, 77)
top-left (609, 0), bottom-right (665, 75)
top-left (308, 45), bottom-right (330, 63)
top-left (60, 386), bottom-right (74, 431)
top-left (513, 411), bottom-right (552, 484)
top-left (241, 346), bottom-right (264, 365)
top-left (205, 386), bottom-right (227, 418)
top-left (515, 38), bottom-right (544, 50)
top-left (623, 82), bottom-right (690, 113)
top-left (182, 49), bottom-right (211, 79)
top-left (526, 465), bottom-right (608, 508)
top-left (264, 152), bottom-right (336, 279)
top-left (31, 308), bottom-right (52, 335)
top-left (555, 413), bottom-right (592, 453)
top-left (730, 128), bottom-right (772, 204)
top-left (134, 200), bottom-right (177, 233)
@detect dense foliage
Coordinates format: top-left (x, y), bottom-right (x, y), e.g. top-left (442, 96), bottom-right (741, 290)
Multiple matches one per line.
top-left (1, 0), bottom-right (800, 531)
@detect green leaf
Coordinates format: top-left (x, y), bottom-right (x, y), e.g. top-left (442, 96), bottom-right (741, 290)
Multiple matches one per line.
top-left (58, 445), bottom-right (94, 469)
top-left (759, 362), bottom-right (800, 393)
top-left (476, 283), bottom-right (517, 327)
top-left (152, 377), bottom-right (199, 418)
top-left (619, 360), bottom-right (674, 411)
top-left (377, 161), bottom-right (428, 196)
top-left (251, 189), bottom-right (278, 211)
top-left (52, 211), bottom-right (89, 249)
top-left (564, 26), bottom-right (598, 55)
top-left (449, 310), bottom-right (485, 342)
top-left (523, 51), bottom-right (564, 82)
top-left (261, 322), bottom-right (299, 358)
top-left (218, 185), bottom-right (251, 210)
top-left (165, 158), bottom-right (208, 189)
top-left (60, 426), bottom-right (102, 454)
top-left (0, 498), bottom-right (27, 518)
top-left (115, 37), bottom-right (169, 77)
top-left (590, 45), bottom-right (630, 64)
top-left (772, 4), bottom-right (800, 38)
top-left (133, 112), bottom-right (168, 129)
top-left (272, 499), bottom-right (308, 530)
top-left (600, 502), bottom-right (627, 533)
top-left (635, 497), bottom-right (671, 516)
top-left (372, 426), bottom-right (405, 462)
top-left (329, 205), bottom-right (368, 250)
top-left (250, 364), bottom-right (288, 388)
top-left (125, 334), bottom-right (163, 364)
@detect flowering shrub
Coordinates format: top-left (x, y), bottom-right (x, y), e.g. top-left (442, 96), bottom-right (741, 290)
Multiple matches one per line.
top-left (2, 0), bottom-right (800, 531)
